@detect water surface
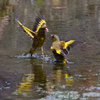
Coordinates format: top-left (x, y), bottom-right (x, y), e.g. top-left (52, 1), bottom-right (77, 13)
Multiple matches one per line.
top-left (0, 0), bottom-right (100, 100)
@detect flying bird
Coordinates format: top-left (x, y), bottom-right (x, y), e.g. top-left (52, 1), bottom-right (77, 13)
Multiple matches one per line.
top-left (16, 14), bottom-right (49, 57)
top-left (50, 34), bottom-right (85, 63)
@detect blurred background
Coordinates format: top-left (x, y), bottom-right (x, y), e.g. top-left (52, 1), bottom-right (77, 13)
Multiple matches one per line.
top-left (0, 0), bottom-right (100, 100)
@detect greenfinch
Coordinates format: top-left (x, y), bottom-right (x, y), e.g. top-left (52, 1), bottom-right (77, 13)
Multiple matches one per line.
top-left (51, 34), bottom-right (84, 63)
top-left (16, 14), bottom-right (49, 57)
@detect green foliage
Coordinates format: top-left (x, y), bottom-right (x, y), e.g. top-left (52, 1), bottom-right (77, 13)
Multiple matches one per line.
top-left (36, 0), bottom-right (43, 5)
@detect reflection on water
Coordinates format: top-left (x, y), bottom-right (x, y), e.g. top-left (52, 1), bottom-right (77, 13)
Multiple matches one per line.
top-left (13, 60), bottom-right (75, 99)
top-left (14, 74), bottom-right (34, 96)
top-left (0, 0), bottom-right (100, 100)
top-left (13, 59), bottom-right (47, 98)
top-left (30, 60), bottom-right (47, 91)
top-left (0, 15), bottom-right (9, 39)
top-left (53, 64), bottom-right (73, 87)
top-left (13, 60), bottom-right (100, 99)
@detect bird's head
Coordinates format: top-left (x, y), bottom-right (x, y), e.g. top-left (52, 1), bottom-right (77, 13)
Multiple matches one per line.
top-left (33, 14), bottom-right (49, 33)
top-left (51, 34), bottom-right (60, 42)
top-left (41, 23), bottom-right (49, 32)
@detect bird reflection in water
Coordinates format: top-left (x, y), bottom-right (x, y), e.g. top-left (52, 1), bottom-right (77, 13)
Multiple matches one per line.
top-left (14, 60), bottom-right (47, 97)
top-left (14, 60), bottom-right (74, 97)
top-left (14, 74), bottom-right (34, 96)
top-left (53, 63), bottom-right (74, 88)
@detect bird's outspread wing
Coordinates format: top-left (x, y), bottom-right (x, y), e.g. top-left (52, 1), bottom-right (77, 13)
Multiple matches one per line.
top-left (16, 20), bottom-right (35, 39)
top-left (16, 14), bottom-right (47, 39)
top-left (64, 40), bottom-right (75, 49)
top-left (65, 40), bottom-right (84, 48)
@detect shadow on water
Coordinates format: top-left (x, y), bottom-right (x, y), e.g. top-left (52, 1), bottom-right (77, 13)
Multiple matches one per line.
top-left (0, 0), bottom-right (100, 100)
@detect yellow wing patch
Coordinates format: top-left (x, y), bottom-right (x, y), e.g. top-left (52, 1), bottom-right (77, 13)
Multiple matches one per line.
top-left (17, 20), bottom-right (35, 38)
top-left (36, 19), bottom-right (46, 33)
top-left (56, 50), bottom-right (61, 54)
top-left (64, 40), bottom-right (75, 49)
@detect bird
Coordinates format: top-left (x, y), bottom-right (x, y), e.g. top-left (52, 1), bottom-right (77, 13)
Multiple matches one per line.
top-left (16, 14), bottom-right (49, 57)
top-left (50, 34), bottom-right (84, 64)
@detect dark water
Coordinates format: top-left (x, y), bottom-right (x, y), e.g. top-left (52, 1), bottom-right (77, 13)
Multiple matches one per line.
top-left (0, 0), bottom-right (100, 100)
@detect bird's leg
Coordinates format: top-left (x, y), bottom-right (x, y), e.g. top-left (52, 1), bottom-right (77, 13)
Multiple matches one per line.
top-left (65, 58), bottom-right (74, 64)
top-left (64, 57), bottom-right (74, 64)
top-left (63, 57), bottom-right (68, 64)
top-left (23, 48), bottom-right (34, 57)
top-left (41, 46), bottom-right (44, 58)
top-left (63, 56), bottom-right (73, 64)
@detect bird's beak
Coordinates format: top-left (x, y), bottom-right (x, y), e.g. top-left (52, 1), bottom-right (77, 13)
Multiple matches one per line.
top-left (51, 34), bottom-right (53, 37)
top-left (45, 28), bottom-right (49, 32)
